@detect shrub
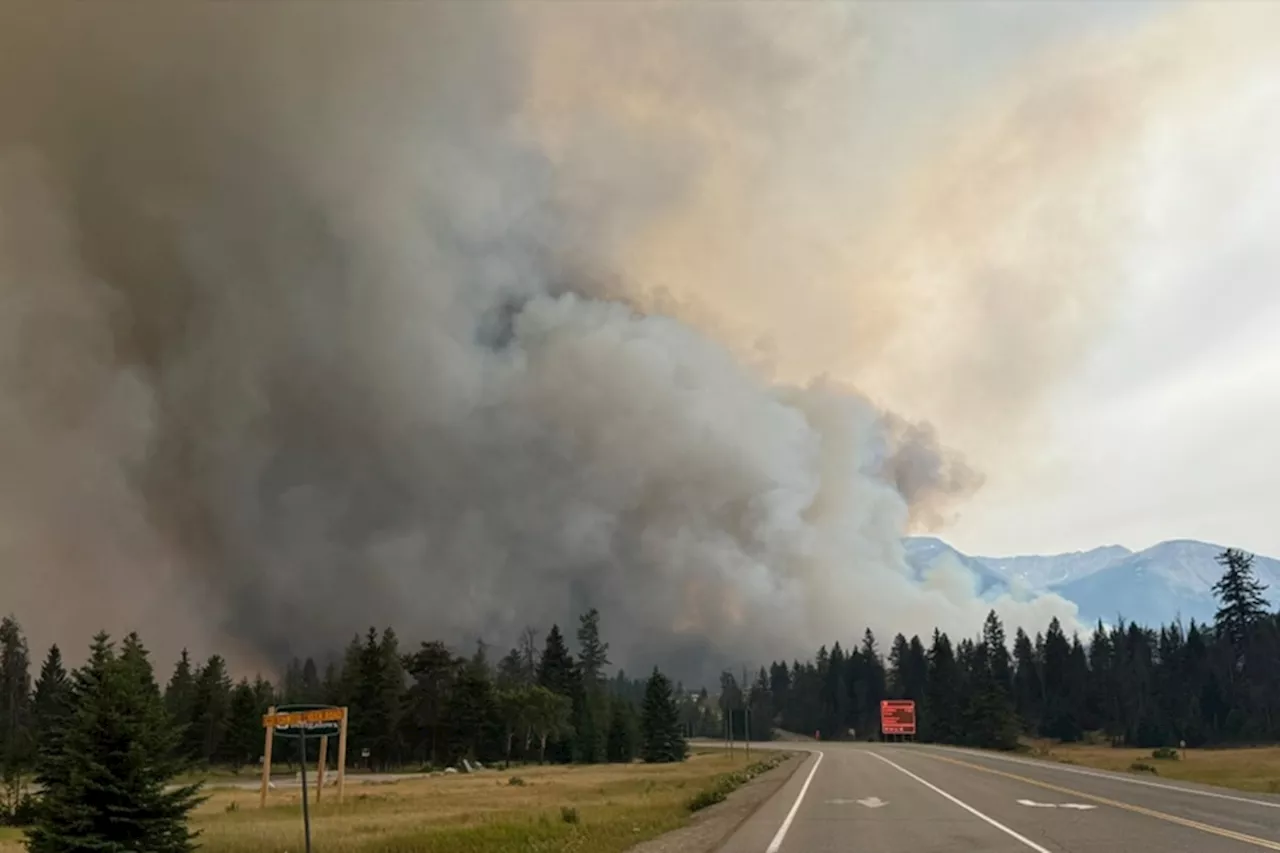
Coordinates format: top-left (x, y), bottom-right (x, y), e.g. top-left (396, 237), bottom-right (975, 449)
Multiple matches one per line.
top-left (507, 776), bottom-right (527, 787)
top-left (1151, 747), bottom-right (1180, 760)
top-left (1129, 761), bottom-right (1158, 774)
top-left (560, 805), bottom-right (580, 824)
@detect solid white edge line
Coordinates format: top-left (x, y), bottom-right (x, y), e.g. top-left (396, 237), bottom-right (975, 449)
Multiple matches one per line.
top-left (868, 752), bottom-right (1053, 853)
top-left (765, 750), bottom-right (824, 853)
top-left (915, 745), bottom-right (1280, 809)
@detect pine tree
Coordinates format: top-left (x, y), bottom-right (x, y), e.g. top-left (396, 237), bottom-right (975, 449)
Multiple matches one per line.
top-left (640, 668), bottom-right (686, 763)
top-left (574, 609), bottom-right (610, 764)
top-left (27, 632), bottom-right (203, 853)
top-left (0, 616), bottom-right (32, 821)
top-left (1213, 548), bottom-right (1269, 663)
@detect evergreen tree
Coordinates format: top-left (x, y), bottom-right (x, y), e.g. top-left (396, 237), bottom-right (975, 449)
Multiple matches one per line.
top-left (445, 643), bottom-right (499, 764)
top-left (606, 700), bottom-right (638, 762)
top-left (163, 651), bottom-right (196, 753)
top-left (30, 645), bottom-right (71, 771)
top-left (27, 632), bottom-right (203, 853)
top-left (186, 656), bottom-right (232, 765)
top-left (404, 641), bottom-right (459, 766)
top-left (536, 626), bottom-right (579, 763)
top-left (923, 631), bottom-right (961, 743)
top-left (640, 668), bottom-right (686, 763)
top-left (496, 649), bottom-right (526, 691)
top-left (0, 616), bottom-right (32, 823)
top-left (1213, 548), bottom-right (1269, 664)
top-left (573, 609), bottom-right (610, 763)
top-left (221, 680), bottom-right (263, 771)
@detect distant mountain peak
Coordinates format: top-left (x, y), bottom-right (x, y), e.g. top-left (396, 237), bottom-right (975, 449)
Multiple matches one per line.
top-left (903, 536), bottom-right (1280, 628)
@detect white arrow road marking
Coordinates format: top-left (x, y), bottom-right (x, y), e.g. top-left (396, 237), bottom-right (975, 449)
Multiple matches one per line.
top-left (1017, 799), bottom-right (1096, 810)
top-left (857, 797), bottom-right (889, 808)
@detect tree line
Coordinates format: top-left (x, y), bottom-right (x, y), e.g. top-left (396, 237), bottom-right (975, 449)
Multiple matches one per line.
top-left (0, 606), bottom-right (690, 846)
top-left (2, 547), bottom-right (1273, 846)
top-left (727, 548), bottom-right (1277, 750)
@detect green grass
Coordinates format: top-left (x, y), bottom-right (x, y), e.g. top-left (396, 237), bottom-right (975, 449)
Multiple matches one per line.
top-left (0, 751), bottom-right (779, 853)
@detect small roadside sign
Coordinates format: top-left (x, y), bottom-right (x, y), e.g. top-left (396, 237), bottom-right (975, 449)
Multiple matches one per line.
top-left (263, 706), bottom-right (344, 738)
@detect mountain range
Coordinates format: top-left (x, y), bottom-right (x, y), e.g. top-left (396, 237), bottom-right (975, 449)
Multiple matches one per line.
top-left (903, 537), bottom-right (1280, 630)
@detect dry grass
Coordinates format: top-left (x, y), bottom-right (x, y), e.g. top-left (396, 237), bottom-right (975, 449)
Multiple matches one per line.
top-left (1023, 739), bottom-right (1280, 793)
top-left (0, 751), bottom-right (757, 853)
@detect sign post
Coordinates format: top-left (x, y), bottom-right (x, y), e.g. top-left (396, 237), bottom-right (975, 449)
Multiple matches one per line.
top-left (298, 730), bottom-right (312, 853)
top-left (879, 700), bottom-right (917, 741)
top-left (261, 705), bottom-right (348, 849)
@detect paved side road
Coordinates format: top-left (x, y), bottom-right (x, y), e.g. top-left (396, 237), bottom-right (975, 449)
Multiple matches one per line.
top-left (718, 741), bottom-right (1280, 852)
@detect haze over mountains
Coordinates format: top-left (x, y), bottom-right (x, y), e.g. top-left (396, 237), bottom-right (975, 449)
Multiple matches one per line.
top-left (904, 537), bottom-right (1280, 630)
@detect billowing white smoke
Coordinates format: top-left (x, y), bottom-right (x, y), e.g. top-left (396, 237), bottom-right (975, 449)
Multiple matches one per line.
top-left (4, 1), bottom-right (1273, 677)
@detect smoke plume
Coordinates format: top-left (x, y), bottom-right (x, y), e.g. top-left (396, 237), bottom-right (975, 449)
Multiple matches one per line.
top-left (3, 1), bottom-right (1272, 678)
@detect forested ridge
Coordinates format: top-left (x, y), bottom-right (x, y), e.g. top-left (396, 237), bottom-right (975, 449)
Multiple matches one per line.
top-left (0, 547), bottom-right (1274, 833)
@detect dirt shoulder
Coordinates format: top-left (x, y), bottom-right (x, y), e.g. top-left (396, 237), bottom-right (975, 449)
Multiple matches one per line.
top-left (628, 751), bottom-right (803, 853)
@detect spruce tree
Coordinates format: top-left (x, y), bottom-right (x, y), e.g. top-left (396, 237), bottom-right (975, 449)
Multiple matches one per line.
top-left (27, 632), bottom-right (203, 853)
top-left (31, 645), bottom-right (71, 769)
top-left (640, 668), bottom-right (685, 763)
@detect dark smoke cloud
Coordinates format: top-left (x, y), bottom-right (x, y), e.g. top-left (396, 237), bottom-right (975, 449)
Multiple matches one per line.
top-left (0, 1), bottom-right (1100, 680)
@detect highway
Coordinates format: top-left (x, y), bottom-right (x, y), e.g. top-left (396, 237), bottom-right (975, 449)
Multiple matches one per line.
top-left (721, 743), bottom-right (1280, 852)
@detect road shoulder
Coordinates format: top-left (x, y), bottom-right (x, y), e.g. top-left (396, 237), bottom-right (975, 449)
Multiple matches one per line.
top-left (628, 750), bottom-right (805, 853)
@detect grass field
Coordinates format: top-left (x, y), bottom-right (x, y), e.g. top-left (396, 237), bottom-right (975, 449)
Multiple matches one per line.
top-left (1024, 740), bottom-right (1280, 793)
top-left (0, 751), bottom-right (776, 853)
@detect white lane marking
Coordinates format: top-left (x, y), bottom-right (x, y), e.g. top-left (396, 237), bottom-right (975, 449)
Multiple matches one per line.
top-left (1017, 799), bottom-right (1096, 810)
top-left (766, 750), bottom-right (824, 853)
top-left (916, 745), bottom-right (1280, 810)
top-left (869, 752), bottom-right (1053, 853)
top-left (857, 796), bottom-right (889, 808)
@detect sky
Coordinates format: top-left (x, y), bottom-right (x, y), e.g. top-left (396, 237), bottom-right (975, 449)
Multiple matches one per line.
top-left (928, 2), bottom-right (1280, 560)
top-left (2, 0), bottom-right (1279, 672)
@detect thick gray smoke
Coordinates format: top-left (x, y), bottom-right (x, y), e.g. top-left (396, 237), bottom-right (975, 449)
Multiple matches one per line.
top-left (9, 1), bottom-right (1262, 678)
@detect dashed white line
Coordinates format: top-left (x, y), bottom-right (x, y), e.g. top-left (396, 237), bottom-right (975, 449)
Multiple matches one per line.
top-left (868, 752), bottom-right (1053, 853)
top-left (765, 750), bottom-right (824, 853)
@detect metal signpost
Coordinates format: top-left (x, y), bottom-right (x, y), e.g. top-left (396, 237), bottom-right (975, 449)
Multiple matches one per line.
top-left (879, 699), bottom-right (917, 741)
top-left (261, 705), bottom-right (350, 853)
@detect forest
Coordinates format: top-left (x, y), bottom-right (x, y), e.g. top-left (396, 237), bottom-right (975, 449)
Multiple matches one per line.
top-left (0, 547), bottom-right (1273, 829)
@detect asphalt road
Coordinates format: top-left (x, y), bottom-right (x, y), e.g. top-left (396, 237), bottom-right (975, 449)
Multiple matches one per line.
top-left (720, 742), bottom-right (1280, 852)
